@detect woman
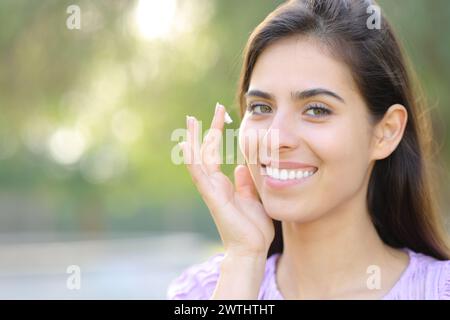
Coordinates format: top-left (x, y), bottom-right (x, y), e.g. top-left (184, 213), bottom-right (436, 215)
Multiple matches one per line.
top-left (168, 0), bottom-right (450, 299)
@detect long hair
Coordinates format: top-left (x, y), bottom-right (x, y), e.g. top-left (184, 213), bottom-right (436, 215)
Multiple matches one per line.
top-left (236, 0), bottom-right (450, 260)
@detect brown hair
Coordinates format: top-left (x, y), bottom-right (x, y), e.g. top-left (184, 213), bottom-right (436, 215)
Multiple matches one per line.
top-left (236, 0), bottom-right (450, 260)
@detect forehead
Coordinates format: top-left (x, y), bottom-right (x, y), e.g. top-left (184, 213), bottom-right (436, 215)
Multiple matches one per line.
top-left (249, 36), bottom-right (358, 96)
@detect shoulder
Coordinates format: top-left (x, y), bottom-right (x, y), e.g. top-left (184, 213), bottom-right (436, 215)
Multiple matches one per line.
top-left (427, 254), bottom-right (450, 300)
top-left (166, 253), bottom-right (225, 300)
top-left (166, 252), bottom-right (282, 300)
top-left (390, 248), bottom-right (450, 300)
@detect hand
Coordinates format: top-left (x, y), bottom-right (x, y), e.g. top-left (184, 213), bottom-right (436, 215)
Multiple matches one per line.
top-left (179, 104), bottom-right (274, 257)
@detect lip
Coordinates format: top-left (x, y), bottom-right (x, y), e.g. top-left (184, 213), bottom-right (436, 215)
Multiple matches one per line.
top-left (262, 161), bottom-right (318, 170)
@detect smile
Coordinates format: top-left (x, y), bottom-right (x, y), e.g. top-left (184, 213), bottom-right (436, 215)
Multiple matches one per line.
top-left (262, 164), bottom-right (318, 180)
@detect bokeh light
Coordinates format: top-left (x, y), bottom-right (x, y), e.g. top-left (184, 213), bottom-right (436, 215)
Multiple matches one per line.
top-left (48, 128), bottom-right (86, 165)
top-left (134, 0), bottom-right (178, 40)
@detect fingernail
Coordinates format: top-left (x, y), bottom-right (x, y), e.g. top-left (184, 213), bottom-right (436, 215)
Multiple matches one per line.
top-left (216, 102), bottom-right (225, 113)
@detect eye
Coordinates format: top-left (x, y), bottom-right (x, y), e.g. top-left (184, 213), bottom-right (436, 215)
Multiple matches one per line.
top-left (304, 103), bottom-right (332, 118)
top-left (247, 103), bottom-right (272, 115)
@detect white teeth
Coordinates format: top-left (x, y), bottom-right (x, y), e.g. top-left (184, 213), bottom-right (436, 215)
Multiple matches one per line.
top-left (272, 168), bottom-right (279, 179)
top-left (264, 166), bottom-right (316, 181)
top-left (288, 170), bottom-right (296, 180)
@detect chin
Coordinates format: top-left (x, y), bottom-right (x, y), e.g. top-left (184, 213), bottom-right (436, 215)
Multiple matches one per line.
top-left (262, 199), bottom-right (321, 224)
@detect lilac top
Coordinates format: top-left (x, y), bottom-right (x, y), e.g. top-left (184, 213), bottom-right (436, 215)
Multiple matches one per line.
top-left (167, 248), bottom-right (450, 300)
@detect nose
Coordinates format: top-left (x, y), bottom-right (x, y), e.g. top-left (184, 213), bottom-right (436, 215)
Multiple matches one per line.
top-left (262, 109), bottom-right (300, 156)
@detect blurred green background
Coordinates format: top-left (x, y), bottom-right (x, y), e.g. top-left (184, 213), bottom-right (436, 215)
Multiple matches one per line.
top-left (0, 0), bottom-right (449, 298)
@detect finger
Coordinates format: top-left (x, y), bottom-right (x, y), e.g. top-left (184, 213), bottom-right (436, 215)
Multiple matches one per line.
top-left (201, 103), bottom-right (226, 175)
top-left (234, 164), bottom-right (259, 201)
top-left (212, 102), bottom-right (226, 132)
top-left (182, 117), bottom-right (212, 197)
top-left (184, 116), bottom-right (194, 165)
top-left (179, 141), bottom-right (211, 195)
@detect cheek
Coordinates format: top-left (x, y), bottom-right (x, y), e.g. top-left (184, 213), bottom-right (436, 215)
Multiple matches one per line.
top-left (238, 117), bottom-right (265, 163)
top-left (307, 120), bottom-right (372, 189)
top-left (238, 118), bottom-right (269, 191)
top-left (238, 121), bottom-right (249, 160)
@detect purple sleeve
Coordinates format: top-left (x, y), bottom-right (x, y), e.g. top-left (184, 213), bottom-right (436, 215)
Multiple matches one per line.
top-left (439, 260), bottom-right (450, 300)
top-left (166, 253), bottom-right (225, 300)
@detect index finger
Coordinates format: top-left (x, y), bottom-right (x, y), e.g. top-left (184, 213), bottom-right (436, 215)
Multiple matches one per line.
top-left (201, 103), bottom-right (227, 174)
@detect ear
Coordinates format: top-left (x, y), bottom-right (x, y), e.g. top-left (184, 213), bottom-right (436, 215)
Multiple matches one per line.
top-left (371, 104), bottom-right (408, 161)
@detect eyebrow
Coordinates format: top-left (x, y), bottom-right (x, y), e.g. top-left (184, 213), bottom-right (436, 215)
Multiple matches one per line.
top-left (245, 88), bottom-right (345, 103)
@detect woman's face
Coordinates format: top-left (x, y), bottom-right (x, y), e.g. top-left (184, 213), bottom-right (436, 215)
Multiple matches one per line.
top-left (239, 36), bottom-right (377, 223)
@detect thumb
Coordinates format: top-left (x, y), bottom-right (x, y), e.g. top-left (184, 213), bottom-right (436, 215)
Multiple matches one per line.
top-left (234, 165), bottom-right (260, 200)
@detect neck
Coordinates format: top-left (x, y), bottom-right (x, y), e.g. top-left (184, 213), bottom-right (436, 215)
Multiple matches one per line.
top-left (277, 190), bottom-right (404, 299)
